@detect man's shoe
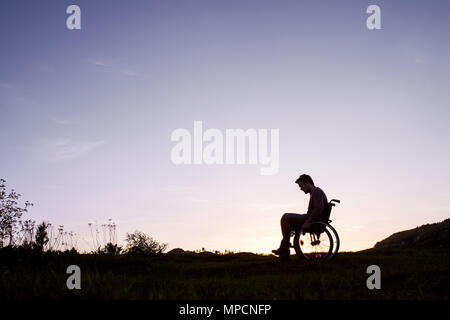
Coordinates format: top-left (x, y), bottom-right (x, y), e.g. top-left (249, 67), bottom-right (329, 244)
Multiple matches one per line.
top-left (271, 247), bottom-right (290, 256)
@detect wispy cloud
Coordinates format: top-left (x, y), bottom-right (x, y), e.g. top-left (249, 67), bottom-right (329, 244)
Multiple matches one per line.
top-left (90, 60), bottom-right (111, 67)
top-left (88, 59), bottom-right (141, 77)
top-left (414, 54), bottom-right (427, 65)
top-left (37, 138), bottom-right (105, 162)
top-left (160, 186), bottom-right (224, 204)
top-left (0, 82), bottom-right (13, 89)
top-left (37, 64), bottom-right (56, 74)
top-left (48, 116), bottom-right (78, 126)
top-left (0, 83), bottom-right (39, 114)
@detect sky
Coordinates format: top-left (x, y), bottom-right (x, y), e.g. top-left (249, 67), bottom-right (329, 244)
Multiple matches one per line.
top-left (1, 0), bottom-right (450, 253)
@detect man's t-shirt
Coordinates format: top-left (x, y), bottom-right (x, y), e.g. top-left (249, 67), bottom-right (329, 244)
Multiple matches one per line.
top-left (307, 187), bottom-right (328, 221)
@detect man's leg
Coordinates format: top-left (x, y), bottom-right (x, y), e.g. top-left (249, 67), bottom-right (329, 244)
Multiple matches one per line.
top-left (273, 213), bottom-right (309, 256)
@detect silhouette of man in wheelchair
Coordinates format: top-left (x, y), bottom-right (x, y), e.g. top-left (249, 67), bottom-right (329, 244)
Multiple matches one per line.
top-left (272, 174), bottom-right (340, 260)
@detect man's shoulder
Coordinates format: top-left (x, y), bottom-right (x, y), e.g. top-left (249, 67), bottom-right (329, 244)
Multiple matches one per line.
top-left (312, 187), bottom-right (327, 198)
top-left (312, 186), bottom-right (324, 193)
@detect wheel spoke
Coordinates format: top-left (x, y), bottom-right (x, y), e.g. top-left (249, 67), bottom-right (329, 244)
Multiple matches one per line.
top-left (296, 222), bottom-right (336, 261)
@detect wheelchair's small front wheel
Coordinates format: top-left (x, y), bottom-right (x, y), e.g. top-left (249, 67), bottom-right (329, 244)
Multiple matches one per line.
top-left (293, 222), bottom-right (339, 261)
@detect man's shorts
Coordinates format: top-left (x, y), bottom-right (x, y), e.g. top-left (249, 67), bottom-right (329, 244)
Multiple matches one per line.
top-left (283, 213), bottom-right (309, 230)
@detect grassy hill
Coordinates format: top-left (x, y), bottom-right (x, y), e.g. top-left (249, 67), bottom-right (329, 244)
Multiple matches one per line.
top-left (374, 218), bottom-right (450, 249)
top-left (1, 219), bottom-right (449, 300)
top-left (0, 247), bottom-right (449, 299)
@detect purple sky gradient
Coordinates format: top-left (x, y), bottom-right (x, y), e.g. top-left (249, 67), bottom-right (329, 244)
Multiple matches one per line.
top-left (1, 0), bottom-right (450, 252)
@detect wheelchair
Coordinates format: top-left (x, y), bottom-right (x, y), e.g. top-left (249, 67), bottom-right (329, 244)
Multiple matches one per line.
top-left (291, 199), bottom-right (340, 261)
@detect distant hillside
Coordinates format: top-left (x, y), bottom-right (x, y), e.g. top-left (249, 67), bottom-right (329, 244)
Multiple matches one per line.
top-left (166, 248), bottom-right (262, 257)
top-left (374, 218), bottom-right (450, 249)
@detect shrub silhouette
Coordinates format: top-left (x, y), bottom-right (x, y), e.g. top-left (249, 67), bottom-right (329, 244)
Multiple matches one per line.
top-left (34, 222), bottom-right (49, 252)
top-left (124, 231), bottom-right (167, 256)
top-left (96, 242), bottom-right (123, 255)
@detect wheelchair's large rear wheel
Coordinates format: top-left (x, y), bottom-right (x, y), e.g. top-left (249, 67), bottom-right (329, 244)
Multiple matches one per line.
top-left (293, 222), bottom-right (339, 261)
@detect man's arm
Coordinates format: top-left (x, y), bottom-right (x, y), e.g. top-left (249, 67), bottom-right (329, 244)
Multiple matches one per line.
top-left (303, 191), bottom-right (325, 229)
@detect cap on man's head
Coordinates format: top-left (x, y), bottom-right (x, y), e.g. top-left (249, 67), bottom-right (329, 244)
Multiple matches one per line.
top-left (295, 174), bottom-right (315, 186)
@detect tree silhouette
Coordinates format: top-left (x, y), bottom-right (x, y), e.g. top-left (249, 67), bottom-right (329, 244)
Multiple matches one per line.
top-left (124, 230), bottom-right (167, 256)
top-left (0, 179), bottom-right (33, 247)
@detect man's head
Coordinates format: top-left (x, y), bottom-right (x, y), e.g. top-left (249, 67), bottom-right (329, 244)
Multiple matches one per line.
top-left (295, 174), bottom-right (315, 194)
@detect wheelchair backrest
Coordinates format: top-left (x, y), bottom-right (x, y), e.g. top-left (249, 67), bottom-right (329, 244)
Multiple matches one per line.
top-left (321, 202), bottom-right (333, 223)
